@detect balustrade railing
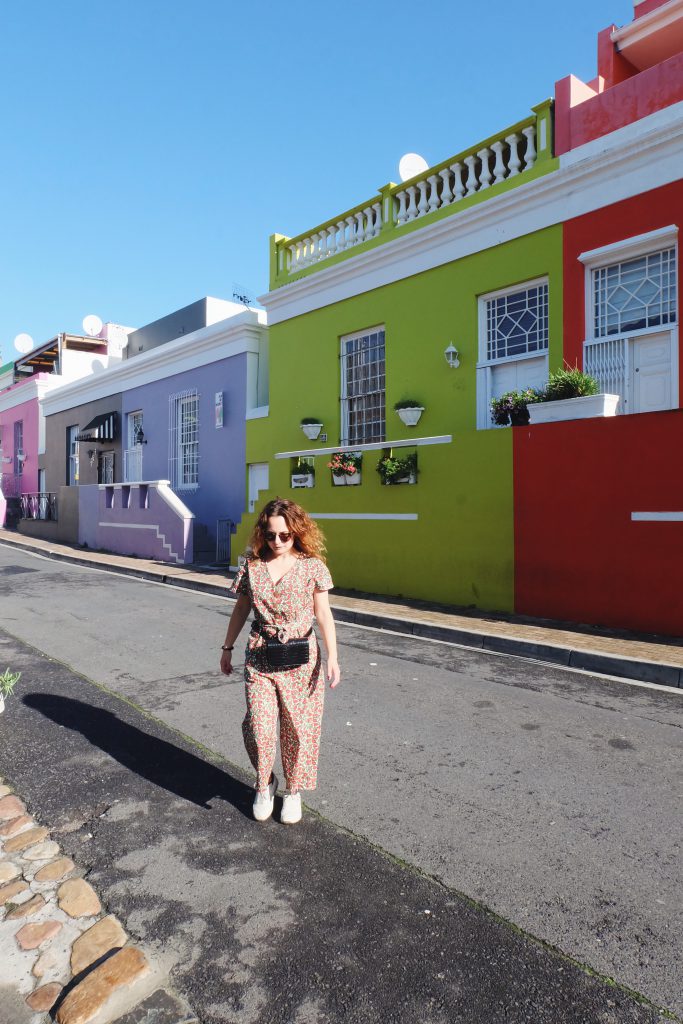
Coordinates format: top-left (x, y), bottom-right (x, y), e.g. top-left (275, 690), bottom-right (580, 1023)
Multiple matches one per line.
top-left (584, 337), bottom-right (628, 408)
top-left (20, 492), bottom-right (58, 521)
top-left (272, 100), bottom-right (553, 288)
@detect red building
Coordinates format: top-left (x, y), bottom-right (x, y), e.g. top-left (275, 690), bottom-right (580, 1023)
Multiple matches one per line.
top-left (514, 0), bottom-right (683, 635)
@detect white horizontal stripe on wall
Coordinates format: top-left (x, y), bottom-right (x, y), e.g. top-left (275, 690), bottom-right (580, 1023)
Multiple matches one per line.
top-left (631, 512), bottom-right (683, 522)
top-left (309, 513), bottom-right (418, 521)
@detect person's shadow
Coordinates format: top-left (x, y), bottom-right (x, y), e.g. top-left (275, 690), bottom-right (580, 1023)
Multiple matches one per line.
top-left (23, 693), bottom-right (252, 815)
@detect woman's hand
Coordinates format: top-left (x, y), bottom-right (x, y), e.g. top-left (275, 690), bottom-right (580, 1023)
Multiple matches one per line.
top-left (220, 650), bottom-right (234, 676)
top-left (326, 657), bottom-right (341, 689)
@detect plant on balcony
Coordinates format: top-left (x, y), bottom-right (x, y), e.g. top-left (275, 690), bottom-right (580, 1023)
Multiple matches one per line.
top-left (300, 417), bottom-right (323, 440)
top-left (328, 451), bottom-right (362, 485)
top-left (542, 366), bottom-right (600, 401)
top-left (0, 667), bottom-right (21, 714)
top-left (291, 458), bottom-right (315, 489)
top-left (490, 388), bottom-right (542, 427)
top-left (527, 366), bottom-right (617, 424)
top-left (377, 451), bottom-right (417, 485)
top-left (394, 399), bottom-right (425, 427)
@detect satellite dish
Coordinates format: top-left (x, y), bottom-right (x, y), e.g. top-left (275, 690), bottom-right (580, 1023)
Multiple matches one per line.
top-left (398, 153), bottom-right (429, 182)
top-left (82, 314), bottom-right (103, 338)
top-left (14, 333), bottom-right (34, 354)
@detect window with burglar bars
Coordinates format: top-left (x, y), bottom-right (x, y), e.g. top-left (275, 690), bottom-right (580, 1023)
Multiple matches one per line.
top-left (169, 390), bottom-right (199, 490)
top-left (592, 247), bottom-right (677, 338)
top-left (485, 282), bottom-right (549, 361)
top-left (340, 327), bottom-right (386, 445)
top-left (14, 421), bottom-right (23, 477)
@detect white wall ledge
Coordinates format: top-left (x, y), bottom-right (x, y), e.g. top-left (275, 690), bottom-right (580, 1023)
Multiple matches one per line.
top-left (274, 434), bottom-right (452, 459)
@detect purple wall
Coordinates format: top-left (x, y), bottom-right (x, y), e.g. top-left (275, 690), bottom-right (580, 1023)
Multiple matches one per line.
top-left (121, 354), bottom-right (247, 548)
top-left (79, 482), bottom-right (194, 564)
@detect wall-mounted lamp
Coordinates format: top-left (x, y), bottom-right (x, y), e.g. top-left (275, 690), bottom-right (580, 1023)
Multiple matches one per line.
top-left (134, 426), bottom-right (147, 445)
top-left (87, 449), bottom-right (97, 467)
top-left (444, 343), bottom-right (460, 369)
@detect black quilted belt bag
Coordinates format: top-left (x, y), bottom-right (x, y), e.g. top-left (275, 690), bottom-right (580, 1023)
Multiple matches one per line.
top-left (253, 624), bottom-right (313, 670)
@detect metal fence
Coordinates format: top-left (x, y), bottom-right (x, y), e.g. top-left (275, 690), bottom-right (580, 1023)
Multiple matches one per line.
top-left (19, 493), bottom-right (58, 521)
top-left (216, 518), bottom-right (234, 564)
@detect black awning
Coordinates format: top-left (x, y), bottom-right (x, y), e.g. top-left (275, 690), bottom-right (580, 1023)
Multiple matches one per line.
top-left (76, 412), bottom-right (118, 444)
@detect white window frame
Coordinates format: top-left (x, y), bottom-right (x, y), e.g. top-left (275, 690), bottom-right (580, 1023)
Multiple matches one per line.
top-left (169, 390), bottom-right (199, 491)
top-left (340, 325), bottom-right (386, 446)
top-left (476, 277), bottom-right (550, 429)
top-left (580, 227), bottom-right (679, 413)
top-left (67, 425), bottom-right (79, 486)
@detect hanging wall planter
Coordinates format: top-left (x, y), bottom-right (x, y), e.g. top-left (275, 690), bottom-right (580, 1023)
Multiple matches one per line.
top-left (329, 452), bottom-right (362, 485)
top-left (301, 418), bottom-right (323, 440)
top-left (394, 400), bottom-right (424, 427)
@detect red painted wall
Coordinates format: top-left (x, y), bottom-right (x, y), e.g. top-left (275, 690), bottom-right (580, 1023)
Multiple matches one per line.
top-left (563, 179), bottom-right (683, 398)
top-left (555, 51), bottom-right (683, 155)
top-left (514, 411), bottom-right (683, 635)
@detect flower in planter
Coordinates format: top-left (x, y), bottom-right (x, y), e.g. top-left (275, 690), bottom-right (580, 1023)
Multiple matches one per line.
top-left (377, 451), bottom-right (417, 484)
top-left (490, 388), bottom-right (542, 427)
top-left (328, 452), bottom-right (361, 476)
top-left (393, 399), bottom-right (423, 410)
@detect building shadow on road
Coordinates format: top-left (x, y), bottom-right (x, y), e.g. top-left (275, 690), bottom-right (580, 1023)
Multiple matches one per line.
top-left (22, 692), bottom-right (254, 816)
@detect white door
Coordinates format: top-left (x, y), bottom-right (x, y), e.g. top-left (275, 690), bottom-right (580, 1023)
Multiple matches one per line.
top-left (631, 332), bottom-right (672, 414)
top-left (481, 355), bottom-right (548, 428)
top-left (248, 463), bottom-right (269, 513)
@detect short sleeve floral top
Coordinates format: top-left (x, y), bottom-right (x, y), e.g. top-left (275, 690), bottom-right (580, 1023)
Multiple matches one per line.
top-left (230, 556), bottom-right (333, 634)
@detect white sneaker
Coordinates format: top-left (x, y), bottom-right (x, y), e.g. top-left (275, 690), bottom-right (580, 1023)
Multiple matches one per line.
top-left (281, 791), bottom-right (302, 825)
top-left (253, 774), bottom-right (277, 822)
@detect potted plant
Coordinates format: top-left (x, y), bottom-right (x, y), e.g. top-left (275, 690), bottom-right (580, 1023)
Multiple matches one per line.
top-left (291, 458), bottom-right (315, 488)
top-left (328, 451), bottom-right (362, 485)
top-left (394, 399), bottom-right (424, 427)
top-left (0, 668), bottom-right (21, 714)
top-left (377, 451), bottom-right (418, 485)
top-left (528, 366), bottom-right (619, 424)
top-left (490, 388), bottom-right (541, 427)
top-left (301, 417), bottom-right (323, 440)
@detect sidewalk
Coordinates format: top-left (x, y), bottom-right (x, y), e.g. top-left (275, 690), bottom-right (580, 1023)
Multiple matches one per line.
top-left (1, 529), bottom-right (681, 688)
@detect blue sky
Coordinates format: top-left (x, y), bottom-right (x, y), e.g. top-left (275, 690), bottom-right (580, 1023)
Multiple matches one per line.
top-left (2, 0), bottom-right (634, 360)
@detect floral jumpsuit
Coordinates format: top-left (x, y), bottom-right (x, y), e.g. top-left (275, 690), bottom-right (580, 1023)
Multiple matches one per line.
top-left (230, 556), bottom-right (334, 792)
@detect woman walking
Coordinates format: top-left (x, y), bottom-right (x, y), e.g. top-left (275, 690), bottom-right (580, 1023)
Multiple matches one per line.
top-left (220, 497), bottom-right (340, 824)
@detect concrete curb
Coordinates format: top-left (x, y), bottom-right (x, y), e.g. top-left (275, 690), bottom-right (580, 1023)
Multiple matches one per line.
top-left (2, 536), bottom-right (681, 690)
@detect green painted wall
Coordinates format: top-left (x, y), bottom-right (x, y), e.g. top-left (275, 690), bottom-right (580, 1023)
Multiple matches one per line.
top-left (236, 224), bottom-right (563, 613)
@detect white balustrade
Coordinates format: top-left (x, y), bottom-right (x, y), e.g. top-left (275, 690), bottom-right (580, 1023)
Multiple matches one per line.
top-left (452, 162), bottom-right (465, 201)
top-left (280, 114), bottom-right (541, 275)
top-left (417, 180), bottom-right (429, 217)
top-left (506, 133), bottom-right (522, 176)
top-left (491, 141), bottom-right (507, 184)
top-left (439, 168), bottom-right (453, 206)
top-left (406, 186), bottom-right (418, 221)
top-left (522, 125), bottom-right (537, 169)
top-left (372, 202), bottom-right (382, 236)
top-left (477, 148), bottom-right (492, 190)
top-left (464, 155), bottom-right (479, 195)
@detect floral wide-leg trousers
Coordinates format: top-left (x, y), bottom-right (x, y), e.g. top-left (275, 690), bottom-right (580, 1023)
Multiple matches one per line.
top-left (242, 636), bottom-right (325, 792)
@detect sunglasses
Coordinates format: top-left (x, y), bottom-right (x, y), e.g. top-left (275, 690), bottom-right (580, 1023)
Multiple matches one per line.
top-left (265, 531), bottom-right (292, 543)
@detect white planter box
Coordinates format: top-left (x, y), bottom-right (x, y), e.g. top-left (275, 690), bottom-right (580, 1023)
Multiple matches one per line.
top-left (291, 473), bottom-right (314, 488)
top-left (396, 407), bottom-right (424, 427)
top-left (333, 472), bottom-right (361, 486)
top-left (301, 423), bottom-right (323, 440)
top-left (528, 393), bottom-right (620, 425)
top-left (385, 472), bottom-right (416, 485)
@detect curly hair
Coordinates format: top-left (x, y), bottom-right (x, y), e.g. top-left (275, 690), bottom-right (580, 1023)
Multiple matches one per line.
top-left (247, 497), bottom-right (327, 561)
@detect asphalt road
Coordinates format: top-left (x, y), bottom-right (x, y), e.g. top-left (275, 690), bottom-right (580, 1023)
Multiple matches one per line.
top-left (0, 544), bottom-right (681, 1022)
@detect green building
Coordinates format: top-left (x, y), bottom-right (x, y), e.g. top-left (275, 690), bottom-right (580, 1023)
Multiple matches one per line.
top-left (234, 101), bottom-right (560, 612)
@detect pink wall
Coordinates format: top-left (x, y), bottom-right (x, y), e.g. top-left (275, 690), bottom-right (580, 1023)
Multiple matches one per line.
top-left (0, 389), bottom-right (43, 494)
top-left (555, 50), bottom-right (683, 155)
